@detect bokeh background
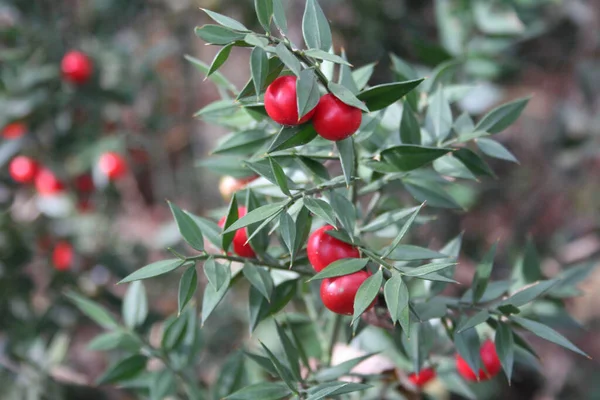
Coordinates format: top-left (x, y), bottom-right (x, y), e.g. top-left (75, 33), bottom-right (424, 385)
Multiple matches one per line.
top-left (1, 0), bottom-right (600, 399)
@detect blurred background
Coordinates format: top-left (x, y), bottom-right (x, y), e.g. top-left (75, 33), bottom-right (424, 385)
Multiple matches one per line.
top-left (1, 0), bottom-right (600, 399)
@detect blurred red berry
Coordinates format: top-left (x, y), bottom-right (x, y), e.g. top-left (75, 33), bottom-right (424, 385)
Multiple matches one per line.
top-left (218, 206), bottom-right (256, 258)
top-left (2, 122), bottom-right (27, 139)
top-left (9, 156), bottom-right (39, 183)
top-left (52, 241), bottom-right (73, 271)
top-left (98, 152), bottom-right (127, 180)
top-left (61, 51), bottom-right (93, 85)
top-left (74, 174), bottom-right (94, 192)
top-left (456, 339), bottom-right (502, 381)
top-left (35, 168), bottom-right (65, 195)
top-left (408, 367), bottom-right (436, 388)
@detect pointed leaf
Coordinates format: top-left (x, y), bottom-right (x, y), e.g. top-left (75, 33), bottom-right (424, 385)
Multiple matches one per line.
top-left (260, 342), bottom-right (298, 392)
top-left (457, 310), bottom-right (489, 333)
top-left (454, 148), bottom-right (495, 178)
top-left (272, 0), bottom-right (288, 34)
top-left (500, 280), bottom-right (557, 308)
top-left (381, 203), bottom-right (424, 258)
top-left (314, 353), bottom-right (378, 381)
top-left (384, 273), bottom-right (409, 328)
top-left (352, 269), bottom-right (383, 325)
top-left (194, 25), bottom-right (245, 45)
top-left (357, 79), bottom-right (424, 111)
top-left (303, 197), bottom-right (336, 227)
top-left (402, 262), bottom-right (457, 277)
top-left (168, 201), bottom-right (204, 251)
top-left (304, 49), bottom-right (351, 66)
top-left (309, 258), bottom-right (369, 281)
top-left (201, 9), bottom-right (249, 31)
top-left (268, 157), bottom-right (291, 196)
top-left (302, 0), bottom-right (332, 51)
top-left (119, 259), bottom-right (185, 284)
top-left (123, 281), bottom-right (148, 329)
top-left (65, 292), bottom-right (119, 330)
top-left (255, 0), bottom-right (274, 33)
top-left (243, 263), bottom-right (274, 301)
top-left (511, 316), bottom-right (589, 358)
top-left (400, 103), bottom-right (421, 145)
top-left (495, 322), bottom-right (514, 383)
top-left (352, 63), bottom-right (375, 91)
top-left (306, 382), bottom-right (371, 400)
top-left (204, 258), bottom-right (230, 291)
top-left (274, 322), bottom-right (301, 381)
top-left (268, 125), bottom-right (318, 153)
top-left (201, 268), bottom-right (231, 325)
top-left (426, 85), bottom-right (452, 141)
top-left (186, 213), bottom-right (221, 249)
top-left (178, 265), bottom-right (198, 314)
top-left (386, 245), bottom-right (447, 261)
top-left (222, 196), bottom-right (239, 251)
top-left (404, 180), bottom-right (461, 209)
top-left (471, 243), bottom-right (496, 303)
top-left (250, 47), bottom-right (269, 97)
top-left (475, 97), bottom-right (530, 134)
top-left (96, 355), bottom-right (147, 385)
top-left (275, 43), bottom-right (301, 76)
top-left (336, 137), bottom-right (355, 186)
top-left (378, 145), bottom-right (451, 172)
top-left (328, 82), bottom-right (369, 112)
top-left (207, 44), bottom-right (233, 77)
top-left (453, 327), bottom-right (481, 375)
top-left (339, 50), bottom-right (358, 94)
top-left (329, 191), bottom-right (356, 235)
top-left (279, 212), bottom-right (296, 257)
top-left (224, 202), bottom-right (286, 233)
top-left (477, 138), bottom-right (518, 163)
top-left (226, 382), bottom-right (292, 400)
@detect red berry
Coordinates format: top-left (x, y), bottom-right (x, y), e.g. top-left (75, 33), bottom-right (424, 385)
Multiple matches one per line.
top-left (61, 51), bottom-right (93, 85)
top-left (218, 206), bottom-right (256, 258)
top-left (264, 76), bottom-right (317, 125)
top-left (35, 168), bottom-right (65, 196)
top-left (9, 156), bottom-right (39, 183)
top-left (52, 241), bottom-right (74, 271)
top-left (312, 93), bottom-right (362, 141)
top-left (74, 174), bottom-right (94, 192)
top-left (408, 367), bottom-right (436, 388)
top-left (98, 152), bottom-right (127, 180)
top-left (2, 122), bottom-right (27, 139)
top-left (455, 339), bottom-right (502, 381)
top-left (320, 270), bottom-right (374, 315)
top-left (307, 225), bottom-right (360, 272)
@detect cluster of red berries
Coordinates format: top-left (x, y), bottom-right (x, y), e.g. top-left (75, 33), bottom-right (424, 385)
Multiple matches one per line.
top-left (264, 76), bottom-right (362, 141)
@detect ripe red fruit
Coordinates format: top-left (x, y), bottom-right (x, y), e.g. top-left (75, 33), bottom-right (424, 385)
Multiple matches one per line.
top-left (320, 270), bottom-right (374, 315)
top-left (307, 225), bottom-right (360, 272)
top-left (218, 206), bottom-right (256, 258)
top-left (264, 76), bottom-right (316, 125)
top-left (408, 367), bottom-right (436, 388)
top-left (35, 168), bottom-right (65, 196)
top-left (2, 122), bottom-right (27, 139)
top-left (312, 93), bottom-right (362, 141)
top-left (61, 51), bottom-right (93, 85)
top-left (98, 152), bottom-right (127, 180)
top-left (74, 174), bottom-right (94, 192)
top-left (455, 339), bottom-right (502, 381)
top-left (9, 156), bottom-right (39, 183)
top-left (52, 241), bottom-right (74, 271)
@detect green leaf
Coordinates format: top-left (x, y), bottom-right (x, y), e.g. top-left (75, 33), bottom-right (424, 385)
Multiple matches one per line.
top-left (185, 54), bottom-right (236, 92)
top-left (400, 103), bottom-right (421, 145)
top-left (304, 49), bottom-right (351, 66)
top-left (352, 269), bottom-right (383, 325)
top-left (434, 154), bottom-right (478, 180)
top-left (386, 245), bottom-right (447, 261)
top-left (500, 280), bottom-right (557, 308)
top-left (295, 68), bottom-right (320, 120)
top-left (454, 111), bottom-right (476, 134)
top-left (274, 322), bottom-right (302, 381)
top-left (453, 327), bottom-right (481, 375)
top-left (272, 0), bottom-right (288, 34)
top-left (303, 197), bottom-right (336, 227)
top-left (207, 44), bottom-right (234, 77)
top-left (260, 342), bottom-right (298, 392)
top-left (381, 203), bottom-right (423, 258)
top-left (255, 0), bottom-right (274, 33)
top-left (477, 138), bottom-right (518, 163)
top-left (309, 258), bottom-right (368, 281)
top-left (339, 50), bottom-right (358, 94)
top-left (328, 82), bottom-right (369, 112)
top-left (384, 273), bottom-right (409, 330)
top-left (269, 157), bottom-right (292, 196)
top-left (296, 156), bottom-right (330, 181)
top-left (314, 353), bottom-right (378, 381)
top-left (360, 206), bottom-right (421, 232)
top-left (306, 382), bottom-right (371, 400)
top-left (471, 243), bottom-right (497, 303)
top-left (511, 316), bottom-right (589, 358)
top-left (204, 258), bottom-right (230, 291)
top-left (222, 196), bottom-right (239, 251)
top-left (426, 85), bottom-right (452, 142)
top-left (454, 148), bottom-right (495, 178)
top-left (250, 47), bottom-right (269, 98)
top-left (238, 57), bottom-right (284, 100)
top-left (122, 281), bottom-right (148, 329)
top-left (378, 145), bottom-right (451, 172)
top-left (168, 201), bottom-right (204, 251)
top-left (65, 291), bottom-right (119, 330)
top-left (201, 267), bottom-right (231, 325)
top-left (495, 322), bottom-right (514, 383)
top-left (404, 179), bottom-right (461, 209)
top-left (249, 280), bottom-right (297, 332)
top-left (178, 265), bottom-right (198, 315)
top-left (275, 43), bottom-right (301, 76)
top-left (201, 9), bottom-right (249, 31)
top-left (87, 331), bottom-right (140, 352)
top-left (438, 372), bottom-right (476, 400)
top-left (302, 0), bottom-right (332, 51)
top-left (243, 263), bottom-right (274, 301)
top-left (162, 314), bottom-right (189, 350)
top-left (246, 159), bottom-right (298, 189)
top-left (357, 79), bottom-right (424, 111)
top-left (352, 63), bottom-right (375, 91)
top-left (214, 351), bottom-right (247, 399)
top-left (279, 212), bottom-right (296, 258)
top-left (244, 33), bottom-right (269, 49)
top-left (401, 261), bottom-right (456, 277)
top-left (457, 310), bottom-right (489, 333)
top-left (151, 370), bottom-right (176, 400)
top-left (96, 355), bottom-right (147, 385)
top-left (390, 54), bottom-right (419, 81)
top-left (226, 382), bottom-right (292, 400)
top-left (213, 130), bottom-right (272, 155)
top-left (336, 137), bottom-right (355, 186)
top-left (268, 125), bottom-right (318, 153)
top-left (194, 25), bottom-right (245, 45)
top-left (225, 202), bottom-right (287, 234)
top-left (119, 259), bottom-right (184, 284)
top-left (245, 352), bottom-right (279, 376)
top-left (329, 191), bottom-right (356, 235)
top-left (475, 97), bottom-right (530, 134)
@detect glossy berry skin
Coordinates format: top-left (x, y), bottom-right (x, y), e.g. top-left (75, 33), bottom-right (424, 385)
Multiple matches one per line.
top-left (456, 339), bottom-right (502, 381)
top-left (9, 156), bottom-right (39, 183)
top-left (264, 76), bottom-right (316, 126)
top-left (61, 51), bottom-right (93, 85)
top-left (2, 122), bottom-right (27, 139)
top-left (52, 241), bottom-right (73, 271)
top-left (35, 168), bottom-right (65, 196)
top-left (218, 206), bottom-right (256, 258)
top-left (408, 367), bottom-right (436, 388)
top-left (307, 225), bottom-right (360, 272)
top-left (320, 271), bottom-right (373, 315)
top-left (98, 152), bottom-right (127, 180)
top-left (312, 93), bottom-right (362, 141)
